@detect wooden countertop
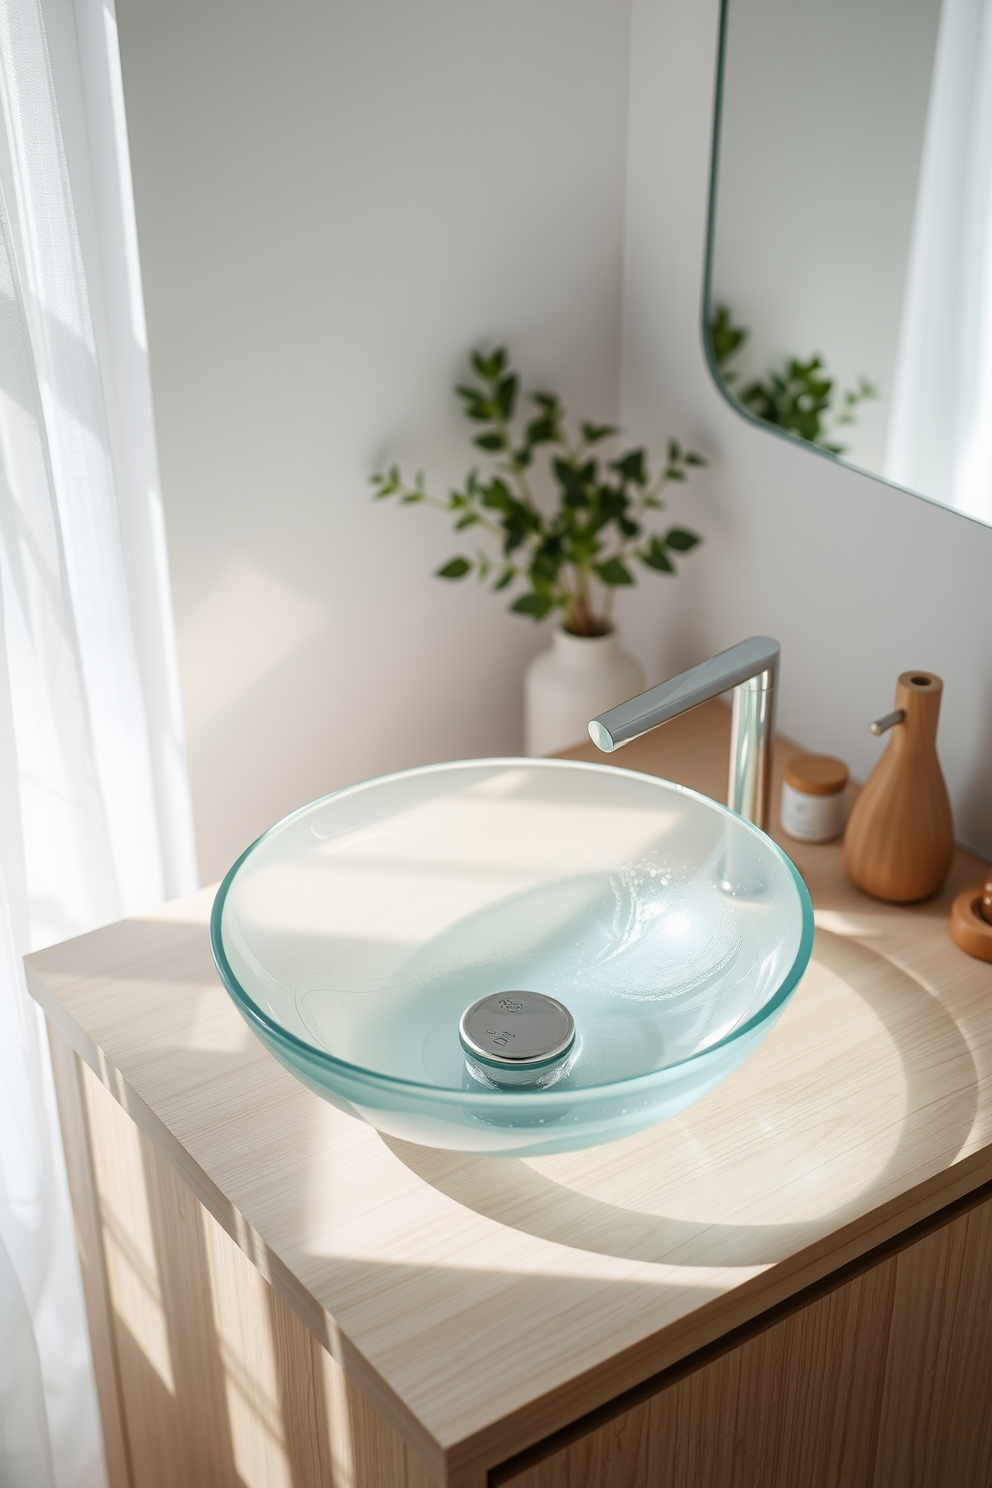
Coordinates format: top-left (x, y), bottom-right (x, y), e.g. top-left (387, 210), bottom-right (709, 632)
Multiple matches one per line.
top-left (26, 701), bottom-right (992, 1488)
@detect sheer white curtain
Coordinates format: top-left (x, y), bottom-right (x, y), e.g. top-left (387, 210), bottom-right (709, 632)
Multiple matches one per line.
top-left (885, 0), bottom-right (992, 525)
top-left (0, 0), bottom-right (197, 1484)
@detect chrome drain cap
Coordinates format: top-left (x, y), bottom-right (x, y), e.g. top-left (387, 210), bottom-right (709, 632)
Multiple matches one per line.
top-left (459, 991), bottom-right (575, 1074)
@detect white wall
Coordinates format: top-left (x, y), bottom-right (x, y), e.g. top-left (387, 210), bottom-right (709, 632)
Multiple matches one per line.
top-left (621, 0), bottom-right (992, 858)
top-left (116, 0), bottom-right (635, 881)
top-left (117, 0), bottom-right (992, 875)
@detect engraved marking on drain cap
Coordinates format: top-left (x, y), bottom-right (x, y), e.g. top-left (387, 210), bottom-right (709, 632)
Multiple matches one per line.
top-left (459, 991), bottom-right (575, 1067)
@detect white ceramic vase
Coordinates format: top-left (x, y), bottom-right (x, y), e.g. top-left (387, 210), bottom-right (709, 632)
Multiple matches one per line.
top-left (524, 627), bottom-right (645, 756)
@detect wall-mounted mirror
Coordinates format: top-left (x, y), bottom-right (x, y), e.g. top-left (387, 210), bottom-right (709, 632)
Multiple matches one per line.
top-left (707, 0), bottom-right (992, 528)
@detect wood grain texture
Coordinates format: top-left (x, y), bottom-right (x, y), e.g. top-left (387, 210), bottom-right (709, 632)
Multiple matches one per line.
top-left (873, 1193), bottom-right (992, 1485)
top-left (26, 699), bottom-right (992, 1484)
top-left (496, 1192), bottom-right (992, 1488)
top-left (73, 1047), bottom-right (440, 1488)
top-left (48, 1030), bottom-right (135, 1488)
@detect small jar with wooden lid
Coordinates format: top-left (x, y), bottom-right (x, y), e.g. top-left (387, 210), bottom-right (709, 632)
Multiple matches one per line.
top-left (781, 754), bottom-right (849, 842)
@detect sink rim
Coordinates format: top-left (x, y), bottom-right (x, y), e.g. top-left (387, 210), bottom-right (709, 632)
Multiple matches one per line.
top-left (209, 756), bottom-right (814, 1105)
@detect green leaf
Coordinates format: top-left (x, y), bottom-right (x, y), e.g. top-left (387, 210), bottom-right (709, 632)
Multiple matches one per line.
top-left (611, 449), bottom-right (646, 484)
top-left (455, 386), bottom-right (494, 422)
top-left (474, 431), bottom-right (506, 452)
top-left (640, 535), bottom-right (674, 572)
top-left (684, 451), bottom-right (707, 467)
top-left (511, 592), bottom-right (554, 619)
top-left (481, 477), bottom-right (513, 513)
top-left (495, 372), bottom-right (518, 422)
top-left (436, 557), bottom-right (471, 579)
top-left (709, 305), bottom-right (749, 372)
top-left (471, 347), bottom-right (506, 381)
top-left (370, 464), bottom-right (403, 497)
top-left (739, 350), bottom-right (847, 446)
top-left (581, 421), bottom-right (619, 445)
top-left (530, 541), bottom-right (563, 585)
top-left (523, 415), bottom-right (559, 448)
top-left (667, 438), bottom-right (682, 463)
top-left (493, 566), bottom-right (516, 591)
top-left (400, 492), bottom-right (423, 503)
top-left (553, 457), bottom-right (589, 509)
top-left (454, 513), bottom-right (479, 530)
top-left (665, 527), bottom-right (701, 553)
top-left (563, 530), bottom-right (600, 567)
top-left (594, 558), bottom-right (634, 586)
top-left (586, 487), bottom-right (626, 534)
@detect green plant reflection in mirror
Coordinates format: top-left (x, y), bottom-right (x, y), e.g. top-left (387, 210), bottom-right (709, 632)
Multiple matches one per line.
top-left (709, 305), bottom-right (877, 456)
top-left (707, 0), bottom-right (992, 527)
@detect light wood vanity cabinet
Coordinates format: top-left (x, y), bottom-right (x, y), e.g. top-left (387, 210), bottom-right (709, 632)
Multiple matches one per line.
top-left (29, 702), bottom-right (992, 1488)
top-left (497, 1187), bottom-right (992, 1487)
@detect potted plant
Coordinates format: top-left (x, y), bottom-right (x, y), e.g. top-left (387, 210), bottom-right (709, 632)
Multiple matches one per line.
top-left (372, 347), bottom-right (706, 753)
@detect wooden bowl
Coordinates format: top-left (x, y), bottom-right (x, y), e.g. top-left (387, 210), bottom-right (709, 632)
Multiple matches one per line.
top-left (949, 885), bottom-right (992, 963)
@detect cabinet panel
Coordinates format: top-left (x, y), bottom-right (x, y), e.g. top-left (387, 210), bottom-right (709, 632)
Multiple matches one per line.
top-left (498, 1194), bottom-right (992, 1488)
top-left (59, 1044), bottom-right (438, 1488)
top-left (53, 1016), bottom-right (992, 1488)
top-left (873, 1197), bottom-right (992, 1486)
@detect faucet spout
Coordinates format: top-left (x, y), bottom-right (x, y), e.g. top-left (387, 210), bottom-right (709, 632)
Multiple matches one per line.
top-left (588, 636), bottom-right (780, 833)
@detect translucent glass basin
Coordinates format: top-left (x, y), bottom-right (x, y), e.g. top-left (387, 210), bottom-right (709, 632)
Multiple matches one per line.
top-left (210, 758), bottom-right (814, 1155)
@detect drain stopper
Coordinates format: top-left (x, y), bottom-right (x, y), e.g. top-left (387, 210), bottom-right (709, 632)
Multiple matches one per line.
top-left (459, 991), bottom-right (575, 1088)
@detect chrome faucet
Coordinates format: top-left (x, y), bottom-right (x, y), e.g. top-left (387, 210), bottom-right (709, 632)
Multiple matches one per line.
top-left (587, 636), bottom-right (781, 834)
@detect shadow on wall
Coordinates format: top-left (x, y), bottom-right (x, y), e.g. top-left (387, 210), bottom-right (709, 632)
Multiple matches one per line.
top-left (958, 679), bottom-right (992, 867)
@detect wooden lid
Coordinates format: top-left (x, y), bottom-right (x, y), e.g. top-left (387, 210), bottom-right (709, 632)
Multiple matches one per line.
top-left (784, 753), bottom-right (848, 796)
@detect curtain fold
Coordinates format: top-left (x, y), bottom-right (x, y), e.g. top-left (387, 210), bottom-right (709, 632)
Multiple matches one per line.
top-left (0, 0), bottom-right (198, 1483)
top-left (885, 0), bottom-right (992, 525)
top-left (0, 1224), bottom-right (54, 1488)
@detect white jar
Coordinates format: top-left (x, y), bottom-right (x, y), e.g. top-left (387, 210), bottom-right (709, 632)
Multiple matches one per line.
top-left (780, 754), bottom-right (849, 842)
top-left (524, 627), bottom-right (645, 756)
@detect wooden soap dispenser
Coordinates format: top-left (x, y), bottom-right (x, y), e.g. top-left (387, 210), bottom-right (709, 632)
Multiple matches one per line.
top-left (844, 671), bottom-right (953, 903)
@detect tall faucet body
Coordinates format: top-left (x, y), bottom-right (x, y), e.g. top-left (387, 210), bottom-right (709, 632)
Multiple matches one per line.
top-left (588, 637), bottom-right (781, 834)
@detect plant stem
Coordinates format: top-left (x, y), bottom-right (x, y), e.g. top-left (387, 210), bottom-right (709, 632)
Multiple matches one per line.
top-left (489, 401), bottom-right (540, 512)
top-left (421, 491), bottom-right (503, 541)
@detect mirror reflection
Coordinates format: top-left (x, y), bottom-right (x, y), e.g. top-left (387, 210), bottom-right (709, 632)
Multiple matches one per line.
top-left (707, 0), bottom-right (992, 527)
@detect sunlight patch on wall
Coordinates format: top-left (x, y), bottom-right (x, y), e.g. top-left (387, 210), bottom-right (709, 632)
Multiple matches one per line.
top-left (178, 556), bottom-right (328, 733)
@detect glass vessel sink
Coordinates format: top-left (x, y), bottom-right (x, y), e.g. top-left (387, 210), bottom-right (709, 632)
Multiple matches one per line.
top-left (210, 758), bottom-right (814, 1155)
